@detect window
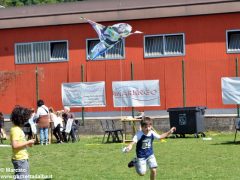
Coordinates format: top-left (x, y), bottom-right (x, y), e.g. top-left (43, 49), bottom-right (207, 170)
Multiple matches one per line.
top-left (227, 30), bottom-right (240, 53)
top-left (15, 41), bottom-right (68, 64)
top-left (144, 33), bottom-right (185, 58)
top-left (86, 39), bottom-right (125, 60)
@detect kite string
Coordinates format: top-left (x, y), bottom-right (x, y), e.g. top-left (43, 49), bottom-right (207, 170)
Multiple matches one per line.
top-left (120, 50), bottom-right (124, 148)
top-left (119, 40), bottom-right (125, 149)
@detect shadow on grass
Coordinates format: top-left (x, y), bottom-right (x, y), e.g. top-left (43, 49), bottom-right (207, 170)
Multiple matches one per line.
top-left (212, 141), bottom-right (240, 145)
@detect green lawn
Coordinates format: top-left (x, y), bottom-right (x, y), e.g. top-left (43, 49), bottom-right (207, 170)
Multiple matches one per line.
top-left (1, 132), bottom-right (240, 180)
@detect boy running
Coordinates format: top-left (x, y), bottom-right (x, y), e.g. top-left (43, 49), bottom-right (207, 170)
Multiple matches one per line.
top-left (124, 117), bottom-right (176, 180)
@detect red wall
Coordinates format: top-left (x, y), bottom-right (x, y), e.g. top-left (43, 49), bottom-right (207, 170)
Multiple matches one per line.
top-left (0, 13), bottom-right (239, 113)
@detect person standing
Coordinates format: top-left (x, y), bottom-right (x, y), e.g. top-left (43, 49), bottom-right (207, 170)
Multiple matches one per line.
top-left (10, 105), bottom-right (35, 180)
top-left (36, 100), bottom-right (49, 145)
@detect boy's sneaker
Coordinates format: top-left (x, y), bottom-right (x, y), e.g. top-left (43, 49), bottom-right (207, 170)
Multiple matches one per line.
top-left (128, 158), bottom-right (136, 168)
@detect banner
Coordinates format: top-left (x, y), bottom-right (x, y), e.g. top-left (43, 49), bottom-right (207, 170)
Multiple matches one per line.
top-left (61, 82), bottom-right (106, 107)
top-left (112, 80), bottom-right (160, 107)
top-left (222, 77), bottom-right (240, 104)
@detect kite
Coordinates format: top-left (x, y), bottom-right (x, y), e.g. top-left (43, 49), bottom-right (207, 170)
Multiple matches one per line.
top-left (81, 17), bottom-right (143, 60)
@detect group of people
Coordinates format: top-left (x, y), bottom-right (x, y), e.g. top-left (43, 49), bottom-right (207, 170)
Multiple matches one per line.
top-left (8, 102), bottom-right (81, 180)
top-left (28, 99), bottom-right (78, 145)
top-left (0, 99), bottom-right (79, 146)
top-left (7, 102), bottom-right (176, 180)
top-left (49, 106), bottom-right (78, 144)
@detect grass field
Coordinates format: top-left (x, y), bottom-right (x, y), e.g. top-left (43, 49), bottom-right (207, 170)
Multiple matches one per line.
top-left (1, 132), bottom-right (240, 180)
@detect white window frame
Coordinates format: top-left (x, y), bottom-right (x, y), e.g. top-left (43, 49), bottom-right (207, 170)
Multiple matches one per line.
top-left (144, 33), bottom-right (185, 58)
top-left (15, 40), bottom-right (69, 64)
top-left (86, 38), bottom-right (125, 60)
top-left (226, 29), bottom-right (240, 53)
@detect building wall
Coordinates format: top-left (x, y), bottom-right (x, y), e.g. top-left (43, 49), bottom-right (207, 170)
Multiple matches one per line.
top-left (0, 13), bottom-right (239, 113)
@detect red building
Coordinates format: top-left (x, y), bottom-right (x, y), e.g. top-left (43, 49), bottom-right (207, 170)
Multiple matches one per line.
top-left (0, 0), bottom-right (240, 114)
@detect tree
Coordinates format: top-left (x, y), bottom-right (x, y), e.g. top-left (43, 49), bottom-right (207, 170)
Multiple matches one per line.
top-left (0, 71), bottom-right (21, 95)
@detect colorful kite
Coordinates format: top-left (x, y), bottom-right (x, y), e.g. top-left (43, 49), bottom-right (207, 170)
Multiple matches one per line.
top-left (81, 17), bottom-right (143, 60)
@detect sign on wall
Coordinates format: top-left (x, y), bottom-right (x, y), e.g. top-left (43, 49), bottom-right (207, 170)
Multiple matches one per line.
top-left (112, 80), bottom-right (160, 107)
top-left (222, 77), bottom-right (240, 104)
top-left (61, 82), bottom-right (106, 107)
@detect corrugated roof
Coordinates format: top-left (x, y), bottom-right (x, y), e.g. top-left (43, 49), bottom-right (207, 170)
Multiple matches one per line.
top-left (0, 0), bottom-right (240, 29)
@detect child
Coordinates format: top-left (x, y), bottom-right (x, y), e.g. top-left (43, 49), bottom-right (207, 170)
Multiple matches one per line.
top-left (10, 106), bottom-right (35, 180)
top-left (124, 117), bottom-right (176, 180)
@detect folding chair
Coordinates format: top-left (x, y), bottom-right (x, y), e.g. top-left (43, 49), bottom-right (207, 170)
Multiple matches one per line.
top-left (64, 119), bottom-right (80, 143)
top-left (71, 120), bottom-right (80, 142)
top-left (107, 120), bottom-right (123, 142)
top-left (23, 123), bottom-right (33, 140)
top-left (234, 118), bottom-right (240, 142)
top-left (100, 120), bottom-right (116, 143)
top-left (65, 118), bottom-right (73, 142)
top-left (0, 128), bottom-right (3, 144)
top-left (29, 121), bottom-right (39, 144)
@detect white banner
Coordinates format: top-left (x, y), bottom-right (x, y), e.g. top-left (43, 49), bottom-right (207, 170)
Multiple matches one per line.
top-left (112, 80), bottom-right (160, 107)
top-left (61, 82), bottom-right (106, 107)
top-left (222, 77), bottom-right (240, 104)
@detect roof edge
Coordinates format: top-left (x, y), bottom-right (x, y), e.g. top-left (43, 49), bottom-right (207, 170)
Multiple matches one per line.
top-left (0, 0), bottom-right (240, 29)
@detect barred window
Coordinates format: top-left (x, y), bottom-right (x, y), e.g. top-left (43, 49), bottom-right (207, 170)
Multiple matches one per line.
top-left (227, 30), bottom-right (240, 53)
top-left (86, 39), bottom-right (125, 60)
top-left (15, 41), bottom-right (68, 64)
top-left (144, 33), bottom-right (185, 58)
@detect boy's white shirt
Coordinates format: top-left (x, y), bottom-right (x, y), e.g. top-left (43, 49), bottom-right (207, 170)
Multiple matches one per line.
top-left (133, 130), bottom-right (161, 143)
